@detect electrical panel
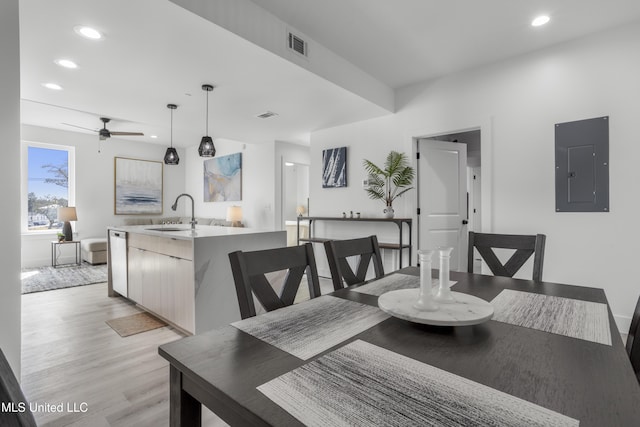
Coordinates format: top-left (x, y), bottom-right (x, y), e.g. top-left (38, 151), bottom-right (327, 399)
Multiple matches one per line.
top-left (555, 116), bottom-right (609, 212)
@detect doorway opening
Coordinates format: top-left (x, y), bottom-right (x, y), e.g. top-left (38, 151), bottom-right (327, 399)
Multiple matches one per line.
top-left (416, 128), bottom-right (481, 272)
top-left (282, 161), bottom-right (309, 246)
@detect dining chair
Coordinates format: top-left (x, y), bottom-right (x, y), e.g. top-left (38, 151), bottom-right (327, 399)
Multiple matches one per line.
top-left (228, 243), bottom-right (322, 319)
top-left (324, 235), bottom-right (385, 291)
top-left (626, 295), bottom-right (640, 382)
top-left (0, 348), bottom-right (37, 427)
top-left (468, 231), bottom-right (546, 282)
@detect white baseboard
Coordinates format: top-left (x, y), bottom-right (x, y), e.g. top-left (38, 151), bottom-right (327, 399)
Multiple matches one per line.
top-left (614, 314), bottom-right (631, 335)
top-left (317, 267), bottom-right (331, 279)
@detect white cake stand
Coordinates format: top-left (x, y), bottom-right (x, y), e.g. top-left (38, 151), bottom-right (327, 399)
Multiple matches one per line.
top-left (378, 289), bottom-right (494, 326)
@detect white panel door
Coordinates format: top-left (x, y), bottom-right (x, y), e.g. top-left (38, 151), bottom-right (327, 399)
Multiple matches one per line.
top-left (418, 140), bottom-right (468, 271)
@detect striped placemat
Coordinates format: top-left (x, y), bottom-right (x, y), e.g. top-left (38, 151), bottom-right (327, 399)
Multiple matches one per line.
top-left (351, 273), bottom-right (456, 297)
top-left (232, 295), bottom-right (389, 360)
top-left (491, 289), bottom-right (612, 345)
top-left (258, 340), bottom-right (579, 427)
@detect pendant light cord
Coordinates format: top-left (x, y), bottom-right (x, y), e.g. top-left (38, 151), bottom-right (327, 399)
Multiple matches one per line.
top-left (205, 90), bottom-right (209, 136)
top-left (170, 108), bottom-right (173, 148)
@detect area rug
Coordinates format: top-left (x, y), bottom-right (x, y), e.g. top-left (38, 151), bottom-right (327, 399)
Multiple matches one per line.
top-left (106, 312), bottom-right (168, 337)
top-left (21, 263), bottom-right (108, 294)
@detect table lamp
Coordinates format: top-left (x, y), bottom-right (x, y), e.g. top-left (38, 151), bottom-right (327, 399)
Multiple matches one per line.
top-left (296, 205), bottom-right (306, 217)
top-left (58, 206), bottom-right (77, 242)
top-left (226, 206), bottom-right (242, 227)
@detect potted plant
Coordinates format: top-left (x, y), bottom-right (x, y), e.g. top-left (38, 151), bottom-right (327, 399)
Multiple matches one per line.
top-left (57, 232), bottom-right (65, 242)
top-left (363, 151), bottom-right (415, 218)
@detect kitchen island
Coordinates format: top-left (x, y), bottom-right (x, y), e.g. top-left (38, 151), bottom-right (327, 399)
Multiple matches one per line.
top-left (107, 225), bottom-right (285, 334)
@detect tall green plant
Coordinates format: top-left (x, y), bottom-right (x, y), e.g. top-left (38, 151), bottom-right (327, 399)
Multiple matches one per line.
top-left (363, 151), bottom-right (415, 206)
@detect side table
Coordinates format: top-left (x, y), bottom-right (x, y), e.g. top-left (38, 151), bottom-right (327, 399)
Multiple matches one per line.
top-left (51, 240), bottom-right (81, 268)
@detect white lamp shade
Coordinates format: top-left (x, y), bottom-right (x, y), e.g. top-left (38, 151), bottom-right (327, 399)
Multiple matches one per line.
top-left (226, 206), bottom-right (242, 223)
top-left (296, 205), bottom-right (306, 215)
top-left (58, 207), bottom-right (77, 222)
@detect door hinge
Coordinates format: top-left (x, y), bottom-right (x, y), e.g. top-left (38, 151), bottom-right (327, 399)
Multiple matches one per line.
top-left (416, 152), bottom-right (420, 160)
top-left (417, 208), bottom-right (421, 215)
top-left (473, 175), bottom-right (476, 180)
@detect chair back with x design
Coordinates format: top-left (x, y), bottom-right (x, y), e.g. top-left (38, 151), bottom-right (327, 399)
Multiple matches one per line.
top-left (0, 348), bottom-right (37, 426)
top-left (324, 235), bottom-right (384, 291)
top-left (229, 243), bottom-right (321, 319)
top-left (468, 232), bottom-right (546, 282)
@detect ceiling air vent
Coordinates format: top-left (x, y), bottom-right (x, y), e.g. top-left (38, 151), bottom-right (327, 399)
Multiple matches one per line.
top-left (288, 32), bottom-right (307, 56)
top-left (257, 111), bottom-right (278, 119)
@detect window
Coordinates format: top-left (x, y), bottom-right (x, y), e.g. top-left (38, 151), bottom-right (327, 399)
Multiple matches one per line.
top-left (22, 142), bottom-right (75, 233)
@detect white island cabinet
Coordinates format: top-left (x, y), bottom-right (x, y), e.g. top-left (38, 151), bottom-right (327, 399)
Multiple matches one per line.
top-left (107, 225), bottom-right (286, 334)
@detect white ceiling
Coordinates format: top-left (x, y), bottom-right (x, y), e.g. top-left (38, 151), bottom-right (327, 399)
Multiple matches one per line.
top-left (19, 0), bottom-right (389, 147)
top-left (254, 0), bottom-right (640, 88)
top-left (19, 0), bottom-right (640, 148)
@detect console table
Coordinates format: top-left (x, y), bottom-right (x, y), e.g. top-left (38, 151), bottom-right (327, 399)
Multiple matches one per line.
top-left (297, 216), bottom-right (412, 267)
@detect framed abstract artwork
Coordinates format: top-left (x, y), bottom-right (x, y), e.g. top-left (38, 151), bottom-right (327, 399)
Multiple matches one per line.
top-left (204, 152), bottom-right (242, 202)
top-left (322, 146), bottom-right (347, 188)
top-left (114, 157), bottom-right (163, 215)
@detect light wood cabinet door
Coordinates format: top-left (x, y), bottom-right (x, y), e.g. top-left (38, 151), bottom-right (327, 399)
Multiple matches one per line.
top-left (127, 234), bottom-right (195, 334)
top-left (169, 257), bottom-right (195, 333)
top-left (127, 247), bottom-right (144, 303)
top-left (141, 251), bottom-right (162, 317)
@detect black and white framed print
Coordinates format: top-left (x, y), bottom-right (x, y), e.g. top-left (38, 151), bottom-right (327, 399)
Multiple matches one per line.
top-left (322, 146), bottom-right (347, 188)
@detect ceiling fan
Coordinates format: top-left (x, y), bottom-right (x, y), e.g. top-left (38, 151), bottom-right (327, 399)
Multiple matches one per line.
top-left (63, 117), bottom-right (144, 140)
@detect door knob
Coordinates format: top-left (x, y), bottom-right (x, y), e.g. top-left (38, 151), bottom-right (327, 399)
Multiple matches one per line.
top-left (462, 220), bottom-right (468, 225)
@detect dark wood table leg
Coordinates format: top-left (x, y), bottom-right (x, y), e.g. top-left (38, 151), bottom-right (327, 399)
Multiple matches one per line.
top-left (408, 220), bottom-right (412, 266)
top-left (397, 221), bottom-right (403, 268)
top-left (170, 365), bottom-right (202, 427)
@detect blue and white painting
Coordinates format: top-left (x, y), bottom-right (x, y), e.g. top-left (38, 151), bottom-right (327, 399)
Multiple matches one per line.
top-left (114, 157), bottom-right (163, 214)
top-left (204, 153), bottom-right (242, 202)
top-left (322, 147), bottom-right (347, 188)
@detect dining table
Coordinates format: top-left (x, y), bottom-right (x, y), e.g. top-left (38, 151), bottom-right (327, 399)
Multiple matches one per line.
top-left (158, 267), bottom-right (640, 426)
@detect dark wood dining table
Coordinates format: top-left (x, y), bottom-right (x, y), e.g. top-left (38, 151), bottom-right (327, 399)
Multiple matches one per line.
top-left (158, 267), bottom-right (640, 426)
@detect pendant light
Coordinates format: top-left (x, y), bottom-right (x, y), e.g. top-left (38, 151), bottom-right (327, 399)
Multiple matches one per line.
top-left (198, 84), bottom-right (216, 157)
top-left (164, 104), bottom-right (179, 165)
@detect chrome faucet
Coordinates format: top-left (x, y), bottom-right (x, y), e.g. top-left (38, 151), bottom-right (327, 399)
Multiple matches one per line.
top-left (171, 193), bottom-right (196, 229)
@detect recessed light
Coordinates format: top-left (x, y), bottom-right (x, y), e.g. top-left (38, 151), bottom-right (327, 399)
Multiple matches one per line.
top-left (150, 135), bottom-right (158, 139)
top-left (55, 59), bottom-right (78, 69)
top-left (42, 83), bottom-right (63, 90)
top-left (74, 25), bottom-right (103, 40)
top-left (285, 162), bottom-right (294, 166)
top-left (531, 15), bottom-right (550, 27)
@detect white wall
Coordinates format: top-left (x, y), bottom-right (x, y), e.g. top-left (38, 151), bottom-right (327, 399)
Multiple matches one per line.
top-left (169, 0), bottom-right (394, 112)
top-left (310, 22), bottom-right (640, 331)
top-left (0, 0), bottom-right (21, 375)
top-left (21, 125), bottom-right (186, 267)
top-left (309, 115), bottom-right (411, 277)
top-left (183, 138), bottom-right (277, 230)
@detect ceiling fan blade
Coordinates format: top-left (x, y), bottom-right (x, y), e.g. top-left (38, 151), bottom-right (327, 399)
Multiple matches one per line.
top-left (61, 123), bottom-right (98, 132)
top-left (109, 131), bottom-right (144, 136)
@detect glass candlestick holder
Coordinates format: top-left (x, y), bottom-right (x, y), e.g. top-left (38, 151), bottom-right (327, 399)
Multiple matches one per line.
top-left (413, 250), bottom-right (439, 311)
top-left (434, 246), bottom-right (456, 303)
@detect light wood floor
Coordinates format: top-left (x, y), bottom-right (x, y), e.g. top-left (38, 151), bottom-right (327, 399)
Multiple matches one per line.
top-left (21, 283), bottom-right (227, 427)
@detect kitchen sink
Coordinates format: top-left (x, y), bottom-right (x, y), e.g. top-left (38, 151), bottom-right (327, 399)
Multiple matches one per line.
top-left (145, 227), bottom-right (187, 232)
